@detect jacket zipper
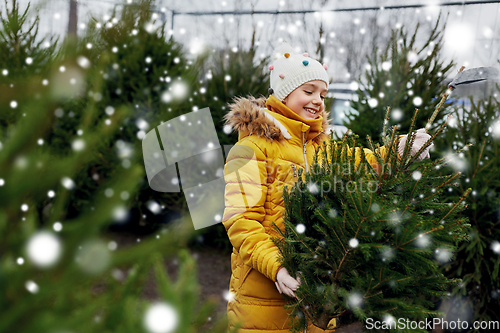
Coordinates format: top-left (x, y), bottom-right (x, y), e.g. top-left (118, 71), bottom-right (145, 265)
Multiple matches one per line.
top-left (292, 164), bottom-right (297, 177)
top-left (302, 132), bottom-right (309, 173)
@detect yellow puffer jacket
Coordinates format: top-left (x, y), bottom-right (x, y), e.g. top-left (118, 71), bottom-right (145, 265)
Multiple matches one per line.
top-left (222, 95), bottom-right (385, 332)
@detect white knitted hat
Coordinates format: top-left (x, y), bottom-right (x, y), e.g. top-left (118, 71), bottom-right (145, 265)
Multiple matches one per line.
top-left (268, 42), bottom-right (330, 101)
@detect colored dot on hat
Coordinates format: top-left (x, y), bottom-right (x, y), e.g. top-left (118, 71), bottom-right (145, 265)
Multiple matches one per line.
top-left (302, 60), bottom-right (309, 66)
top-left (279, 73), bottom-right (285, 79)
top-left (323, 64), bottom-right (328, 70)
top-left (284, 53), bottom-right (290, 58)
top-left (303, 53), bottom-right (308, 57)
top-left (269, 65), bottom-right (274, 71)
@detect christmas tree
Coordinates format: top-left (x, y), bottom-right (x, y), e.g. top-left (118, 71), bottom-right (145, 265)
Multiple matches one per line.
top-left (0, 0), bottom-right (58, 127)
top-left (0, 0), bottom-right (58, 82)
top-left (347, 15), bottom-right (454, 146)
top-left (435, 89), bottom-right (500, 328)
top-left (0, 1), bottom-right (232, 332)
top-left (0, 64), bottom-right (228, 333)
top-left (275, 105), bottom-right (471, 332)
top-left (28, 0), bottom-right (203, 233)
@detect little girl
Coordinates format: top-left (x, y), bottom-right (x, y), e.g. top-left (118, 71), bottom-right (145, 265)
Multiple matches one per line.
top-left (222, 43), bottom-right (432, 333)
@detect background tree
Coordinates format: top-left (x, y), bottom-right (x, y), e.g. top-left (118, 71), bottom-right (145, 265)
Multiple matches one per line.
top-left (0, 1), bottom-right (232, 332)
top-left (0, 0), bottom-right (58, 126)
top-left (435, 89), bottom-right (500, 329)
top-left (348, 16), bottom-right (454, 146)
top-left (43, 0), bottom-right (200, 233)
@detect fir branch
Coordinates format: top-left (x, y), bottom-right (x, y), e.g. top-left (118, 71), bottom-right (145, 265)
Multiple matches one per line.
top-left (334, 250), bottom-right (353, 281)
top-left (385, 125), bottom-right (399, 167)
top-left (413, 171), bottom-right (462, 205)
top-left (471, 139), bottom-right (487, 180)
top-left (410, 165), bottom-right (428, 198)
top-left (436, 188), bottom-right (471, 225)
top-left (382, 106), bottom-right (391, 147)
top-left (426, 66), bottom-right (465, 130)
top-left (347, 188), bottom-right (363, 223)
top-left (404, 108), bottom-right (419, 162)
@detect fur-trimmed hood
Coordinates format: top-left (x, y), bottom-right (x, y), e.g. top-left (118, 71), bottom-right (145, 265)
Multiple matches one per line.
top-left (224, 95), bottom-right (331, 143)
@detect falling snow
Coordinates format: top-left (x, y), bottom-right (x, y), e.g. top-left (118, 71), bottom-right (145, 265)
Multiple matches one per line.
top-left (53, 222), bottom-right (63, 232)
top-left (113, 206), bottom-right (128, 221)
top-left (147, 201), bottom-right (161, 214)
top-left (26, 231), bottom-right (62, 267)
top-left (348, 292), bottom-right (363, 307)
top-left (144, 303), bottom-right (179, 333)
top-left (491, 241), bottom-right (500, 254)
top-left (25, 280), bottom-right (39, 294)
top-left (61, 177), bottom-right (75, 190)
top-left (296, 224), bottom-right (306, 234)
top-left (367, 98), bottom-right (378, 108)
top-left (349, 238), bottom-right (359, 248)
top-left (72, 139), bottom-right (85, 151)
top-left (416, 234), bottom-right (430, 248)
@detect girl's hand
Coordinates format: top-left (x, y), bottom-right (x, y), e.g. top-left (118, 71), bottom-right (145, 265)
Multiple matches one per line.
top-left (275, 267), bottom-right (300, 298)
top-left (398, 128), bottom-right (434, 161)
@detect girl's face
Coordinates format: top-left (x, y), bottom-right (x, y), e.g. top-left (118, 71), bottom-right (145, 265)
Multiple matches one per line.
top-left (282, 80), bottom-right (328, 120)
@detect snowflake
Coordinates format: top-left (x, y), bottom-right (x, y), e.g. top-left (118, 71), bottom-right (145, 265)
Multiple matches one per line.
top-left (392, 108), bottom-right (403, 121)
top-left (72, 139), bottom-right (85, 151)
top-left (25, 280), bottom-right (39, 294)
top-left (147, 201), bottom-right (161, 215)
top-left (435, 248), bottom-right (453, 263)
top-left (53, 222), bottom-right (62, 232)
top-left (349, 238), bottom-right (359, 248)
top-left (413, 96), bottom-right (423, 106)
top-left (26, 231), bottom-right (61, 267)
top-left (381, 61), bottom-right (391, 71)
top-left (61, 177), bottom-right (75, 189)
top-left (491, 241), bottom-right (500, 254)
top-left (368, 98), bottom-right (378, 108)
top-left (296, 224), bottom-right (306, 234)
top-left (416, 234), bottom-right (430, 248)
top-left (77, 56), bottom-right (90, 69)
top-left (348, 292), bottom-right (363, 307)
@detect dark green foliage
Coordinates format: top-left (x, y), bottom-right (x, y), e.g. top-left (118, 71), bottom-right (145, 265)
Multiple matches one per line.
top-left (275, 112), bottom-right (470, 332)
top-left (43, 0), bottom-right (198, 230)
top-left (0, 1), bottom-right (231, 332)
top-left (0, 56), bottom-right (226, 333)
top-left (348, 15), bottom-right (454, 146)
top-left (0, 0), bottom-right (58, 80)
top-left (0, 0), bottom-right (58, 127)
top-left (435, 91), bottom-right (500, 329)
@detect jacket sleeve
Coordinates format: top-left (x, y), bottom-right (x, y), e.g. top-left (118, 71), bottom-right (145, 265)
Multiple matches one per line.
top-left (222, 139), bottom-right (281, 282)
top-left (318, 139), bottom-right (396, 175)
top-left (345, 136), bottom-right (404, 174)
